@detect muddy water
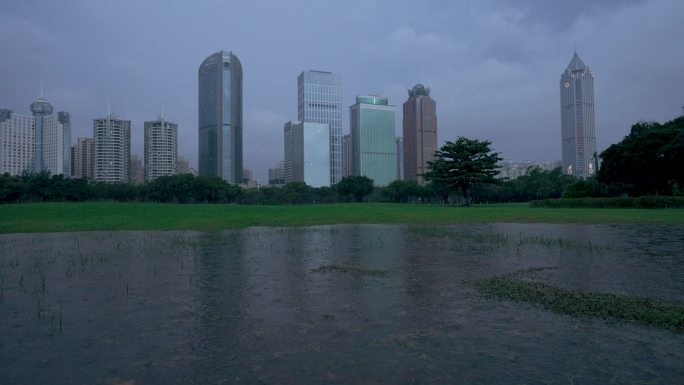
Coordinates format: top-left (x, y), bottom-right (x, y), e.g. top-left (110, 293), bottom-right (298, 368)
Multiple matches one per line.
top-left (0, 224), bottom-right (682, 384)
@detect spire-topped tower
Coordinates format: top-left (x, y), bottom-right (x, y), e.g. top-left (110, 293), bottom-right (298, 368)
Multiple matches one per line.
top-left (560, 52), bottom-right (597, 178)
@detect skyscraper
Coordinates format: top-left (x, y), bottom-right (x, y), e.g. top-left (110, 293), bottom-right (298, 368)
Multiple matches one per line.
top-left (283, 121), bottom-right (330, 187)
top-left (144, 117), bottom-right (177, 182)
top-left (0, 109), bottom-right (33, 175)
top-left (342, 134), bottom-right (352, 178)
top-left (350, 95), bottom-right (397, 186)
top-left (560, 52), bottom-right (597, 177)
top-left (30, 97), bottom-right (52, 173)
top-left (298, 70), bottom-right (342, 185)
top-left (72, 137), bottom-right (94, 180)
top-left (396, 137), bottom-right (404, 181)
top-left (58, 112), bottom-right (71, 177)
top-left (198, 51), bottom-right (243, 183)
top-left (29, 97), bottom-right (70, 176)
top-left (403, 84), bottom-right (437, 185)
top-left (93, 114), bottom-right (131, 182)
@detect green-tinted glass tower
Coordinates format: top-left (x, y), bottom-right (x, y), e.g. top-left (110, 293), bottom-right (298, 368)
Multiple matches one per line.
top-left (349, 95), bottom-right (397, 186)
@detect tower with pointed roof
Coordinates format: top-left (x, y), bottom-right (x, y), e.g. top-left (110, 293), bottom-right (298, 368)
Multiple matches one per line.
top-left (560, 52), bottom-right (596, 178)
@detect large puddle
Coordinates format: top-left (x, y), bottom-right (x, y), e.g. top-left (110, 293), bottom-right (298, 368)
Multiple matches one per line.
top-left (1, 224), bottom-right (683, 384)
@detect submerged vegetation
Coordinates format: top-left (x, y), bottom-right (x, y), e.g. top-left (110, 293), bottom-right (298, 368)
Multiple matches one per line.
top-left (310, 264), bottom-right (389, 277)
top-left (477, 267), bottom-right (684, 332)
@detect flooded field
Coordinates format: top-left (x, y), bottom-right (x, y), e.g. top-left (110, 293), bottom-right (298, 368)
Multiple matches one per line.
top-left (1, 224), bottom-right (683, 384)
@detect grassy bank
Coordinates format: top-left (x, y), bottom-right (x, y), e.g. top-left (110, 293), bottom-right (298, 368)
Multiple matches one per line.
top-left (1, 202), bottom-right (683, 233)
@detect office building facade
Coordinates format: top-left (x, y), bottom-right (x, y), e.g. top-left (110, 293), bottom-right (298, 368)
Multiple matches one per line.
top-left (350, 95), bottom-right (397, 186)
top-left (144, 118), bottom-right (177, 182)
top-left (283, 120), bottom-right (330, 187)
top-left (560, 52), bottom-right (597, 177)
top-left (0, 109), bottom-right (34, 175)
top-left (298, 70), bottom-right (342, 185)
top-left (72, 137), bottom-right (94, 180)
top-left (93, 114), bottom-right (131, 182)
top-left (198, 51), bottom-right (243, 183)
top-left (403, 84), bottom-right (437, 185)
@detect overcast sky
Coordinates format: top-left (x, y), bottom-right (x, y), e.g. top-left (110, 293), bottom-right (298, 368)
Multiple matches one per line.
top-left (1, 0), bottom-right (683, 182)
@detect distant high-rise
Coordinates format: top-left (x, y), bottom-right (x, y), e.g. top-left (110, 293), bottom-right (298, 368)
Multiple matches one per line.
top-left (396, 137), bottom-right (404, 181)
top-left (268, 161), bottom-right (285, 186)
top-left (72, 137), bottom-right (94, 180)
top-left (0, 109), bottom-right (33, 175)
top-left (283, 120), bottom-right (330, 187)
top-left (298, 70), bottom-right (342, 185)
top-left (29, 97), bottom-right (70, 176)
top-left (58, 112), bottom-right (71, 177)
top-left (176, 156), bottom-right (191, 175)
top-left (350, 95), bottom-right (397, 186)
top-left (30, 97), bottom-right (52, 173)
top-left (198, 51), bottom-right (243, 184)
top-left (342, 134), bottom-right (352, 178)
top-left (144, 117), bottom-right (177, 182)
top-left (560, 52), bottom-right (596, 177)
top-left (129, 154), bottom-right (144, 185)
top-left (93, 114), bottom-right (131, 182)
top-left (403, 84), bottom-right (437, 185)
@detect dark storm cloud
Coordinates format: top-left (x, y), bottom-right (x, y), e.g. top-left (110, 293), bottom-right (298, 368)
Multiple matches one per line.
top-left (1, 0), bottom-right (682, 182)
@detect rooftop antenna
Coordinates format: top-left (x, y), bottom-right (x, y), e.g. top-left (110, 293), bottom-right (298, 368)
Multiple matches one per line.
top-left (107, 101), bottom-right (111, 116)
top-left (161, 104), bottom-right (165, 120)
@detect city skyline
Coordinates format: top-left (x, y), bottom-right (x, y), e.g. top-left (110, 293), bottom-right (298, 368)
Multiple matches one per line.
top-left (1, 0), bottom-right (683, 183)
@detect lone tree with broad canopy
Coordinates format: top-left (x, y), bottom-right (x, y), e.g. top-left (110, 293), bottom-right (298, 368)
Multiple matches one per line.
top-left (424, 137), bottom-right (502, 203)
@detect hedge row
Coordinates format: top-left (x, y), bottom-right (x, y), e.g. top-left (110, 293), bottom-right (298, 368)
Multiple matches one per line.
top-left (530, 196), bottom-right (684, 209)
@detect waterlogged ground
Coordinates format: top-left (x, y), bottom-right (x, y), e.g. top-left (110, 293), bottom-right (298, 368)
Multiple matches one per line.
top-left (0, 224), bottom-right (683, 384)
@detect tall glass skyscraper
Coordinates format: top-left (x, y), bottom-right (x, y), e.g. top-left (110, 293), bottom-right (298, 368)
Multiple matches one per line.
top-left (198, 51), bottom-right (243, 183)
top-left (298, 70), bottom-right (342, 185)
top-left (560, 52), bottom-right (596, 178)
top-left (350, 95), bottom-right (397, 187)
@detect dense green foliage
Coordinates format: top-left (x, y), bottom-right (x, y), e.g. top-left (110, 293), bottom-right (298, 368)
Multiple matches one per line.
top-left (531, 196), bottom-right (684, 208)
top-left (478, 268), bottom-right (684, 332)
top-left (598, 116), bottom-right (684, 196)
top-left (424, 137), bottom-right (502, 202)
top-left (469, 166), bottom-right (575, 203)
top-left (335, 175), bottom-right (374, 202)
top-left (2, 202), bottom-right (683, 233)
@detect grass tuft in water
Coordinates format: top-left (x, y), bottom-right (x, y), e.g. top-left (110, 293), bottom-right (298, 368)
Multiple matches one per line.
top-left (477, 267), bottom-right (684, 332)
top-left (310, 264), bottom-right (388, 277)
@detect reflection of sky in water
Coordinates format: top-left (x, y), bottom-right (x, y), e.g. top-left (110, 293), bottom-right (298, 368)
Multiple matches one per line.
top-left (0, 224), bottom-right (682, 384)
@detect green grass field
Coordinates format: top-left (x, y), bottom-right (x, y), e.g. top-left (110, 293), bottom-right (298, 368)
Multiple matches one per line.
top-left (1, 202), bottom-right (683, 233)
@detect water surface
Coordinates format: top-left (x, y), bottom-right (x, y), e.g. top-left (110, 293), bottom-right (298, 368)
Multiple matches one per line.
top-left (1, 224), bottom-right (682, 384)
